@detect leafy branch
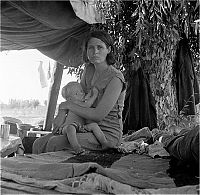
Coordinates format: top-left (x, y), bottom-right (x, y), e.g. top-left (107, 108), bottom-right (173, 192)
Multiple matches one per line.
top-left (70, 0), bottom-right (200, 128)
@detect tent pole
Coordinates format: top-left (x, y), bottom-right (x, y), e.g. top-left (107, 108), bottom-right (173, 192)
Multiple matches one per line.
top-left (43, 62), bottom-right (64, 131)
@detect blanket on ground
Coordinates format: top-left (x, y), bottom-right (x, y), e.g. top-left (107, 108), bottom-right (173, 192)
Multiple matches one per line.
top-left (1, 128), bottom-right (199, 194)
top-left (1, 149), bottom-right (198, 194)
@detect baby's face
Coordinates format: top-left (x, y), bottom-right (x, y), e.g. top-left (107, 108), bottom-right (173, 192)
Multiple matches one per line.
top-left (71, 85), bottom-right (85, 101)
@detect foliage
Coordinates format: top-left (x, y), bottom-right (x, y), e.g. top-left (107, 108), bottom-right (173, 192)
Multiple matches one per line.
top-left (1, 99), bottom-right (40, 109)
top-left (43, 100), bottom-right (48, 106)
top-left (67, 64), bottom-right (85, 81)
top-left (70, 0), bottom-right (200, 129)
top-left (94, 0), bottom-right (200, 129)
top-left (165, 96), bottom-right (200, 129)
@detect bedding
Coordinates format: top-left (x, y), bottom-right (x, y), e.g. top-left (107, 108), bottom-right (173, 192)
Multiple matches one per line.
top-left (1, 130), bottom-right (198, 194)
top-left (1, 147), bottom-right (198, 194)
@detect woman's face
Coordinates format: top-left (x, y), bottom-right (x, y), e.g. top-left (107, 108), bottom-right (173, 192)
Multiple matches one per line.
top-left (87, 37), bottom-right (111, 65)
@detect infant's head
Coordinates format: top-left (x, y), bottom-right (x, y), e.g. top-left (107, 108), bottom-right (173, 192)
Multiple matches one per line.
top-left (61, 82), bottom-right (85, 101)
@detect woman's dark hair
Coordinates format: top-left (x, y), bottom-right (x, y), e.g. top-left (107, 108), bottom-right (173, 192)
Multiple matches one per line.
top-left (83, 30), bottom-right (116, 65)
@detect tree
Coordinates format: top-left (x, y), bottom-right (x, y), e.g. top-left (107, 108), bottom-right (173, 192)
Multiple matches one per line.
top-left (32, 100), bottom-right (40, 109)
top-left (70, 0), bottom-right (200, 129)
top-left (44, 100), bottom-right (48, 106)
top-left (96, 0), bottom-right (200, 129)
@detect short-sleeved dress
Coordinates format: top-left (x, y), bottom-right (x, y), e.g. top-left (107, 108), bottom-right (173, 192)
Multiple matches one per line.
top-left (80, 63), bottom-right (126, 146)
top-left (32, 63), bottom-right (126, 154)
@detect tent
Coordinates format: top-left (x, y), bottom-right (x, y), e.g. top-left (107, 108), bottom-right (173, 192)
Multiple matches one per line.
top-left (1, 1), bottom-right (90, 67)
top-left (1, 1), bottom-right (199, 194)
top-left (1, 1), bottom-right (92, 129)
top-left (2, 1), bottom-right (199, 131)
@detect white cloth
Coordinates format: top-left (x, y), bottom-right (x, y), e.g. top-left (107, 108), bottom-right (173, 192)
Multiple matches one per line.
top-left (38, 61), bottom-right (47, 88)
top-left (70, 0), bottom-right (106, 24)
top-left (47, 61), bottom-right (52, 80)
top-left (0, 135), bottom-right (22, 154)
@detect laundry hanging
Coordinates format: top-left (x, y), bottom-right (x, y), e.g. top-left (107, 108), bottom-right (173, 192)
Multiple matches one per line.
top-left (122, 67), bottom-right (157, 134)
top-left (38, 61), bottom-right (47, 88)
top-left (174, 34), bottom-right (200, 115)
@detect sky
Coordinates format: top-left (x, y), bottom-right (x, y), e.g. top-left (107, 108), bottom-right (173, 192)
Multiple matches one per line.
top-left (0, 49), bottom-right (77, 104)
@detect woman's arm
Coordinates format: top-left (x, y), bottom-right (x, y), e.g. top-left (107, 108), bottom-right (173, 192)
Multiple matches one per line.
top-left (59, 77), bottom-right (123, 122)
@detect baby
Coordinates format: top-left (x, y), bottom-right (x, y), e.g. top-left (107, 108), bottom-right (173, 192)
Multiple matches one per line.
top-left (53, 81), bottom-right (109, 154)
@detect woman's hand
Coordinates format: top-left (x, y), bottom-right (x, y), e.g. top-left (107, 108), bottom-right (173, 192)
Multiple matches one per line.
top-left (92, 87), bottom-right (98, 96)
top-left (59, 101), bottom-right (71, 110)
top-left (52, 110), bottom-right (66, 134)
top-left (57, 123), bottom-right (66, 134)
top-left (52, 118), bottom-right (62, 134)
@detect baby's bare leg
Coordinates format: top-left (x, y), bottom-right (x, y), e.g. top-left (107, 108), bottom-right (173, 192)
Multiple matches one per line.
top-left (62, 125), bottom-right (84, 154)
top-left (86, 123), bottom-right (110, 150)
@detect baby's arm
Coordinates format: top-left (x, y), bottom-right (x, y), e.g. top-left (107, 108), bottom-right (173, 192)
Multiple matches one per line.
top-left (74, 87), bottom-right (98, 108)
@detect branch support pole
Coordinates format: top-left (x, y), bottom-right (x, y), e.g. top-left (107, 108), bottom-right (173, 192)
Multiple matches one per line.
top-left (43, 62), bottom-right (64, 131)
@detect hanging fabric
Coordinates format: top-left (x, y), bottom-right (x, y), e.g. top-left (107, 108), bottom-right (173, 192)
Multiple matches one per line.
top-left (38, 61), bottom-right (47, 88)
top-left (1, 1), bottom-right (90, 68)
top-left (47, 61), bottom-right (51, 80)
top-left (70, 0), bottom-right (106, 24)
top-left (174, 34), bottom-right (200, 115)
top-left (122, 67), bottom-right (157, 134)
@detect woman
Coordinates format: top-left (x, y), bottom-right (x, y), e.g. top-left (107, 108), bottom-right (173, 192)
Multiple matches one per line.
top-left (32, 30), bottom-right (126, 154)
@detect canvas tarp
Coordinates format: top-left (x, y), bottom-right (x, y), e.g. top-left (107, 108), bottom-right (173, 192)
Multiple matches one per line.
top-left (1, 151), bottom-right (198, 194)
top-left (1, 130), bottom-right (198, 194)
top-left (1, 1), bottom-right (91, 68)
